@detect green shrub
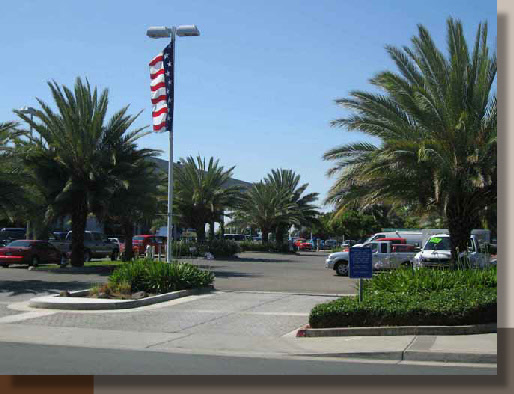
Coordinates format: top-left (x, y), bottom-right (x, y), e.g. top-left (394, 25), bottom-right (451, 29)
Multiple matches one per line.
top-left (205, 239), bottom-right (241, 257)
top-left (108, 259), bottom-right (214, 294)
top-left (309, 267), bottom-right (497, 328)
top-left (239, 242), bottom-right (292, 253)
top-left (171, 240), bottom-right (240, 258)
top-left (362, 266), bottom-right (497, 294)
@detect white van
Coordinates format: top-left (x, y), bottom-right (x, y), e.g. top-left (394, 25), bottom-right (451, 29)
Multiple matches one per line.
top-left (359, 231), bottom-right (423, 247)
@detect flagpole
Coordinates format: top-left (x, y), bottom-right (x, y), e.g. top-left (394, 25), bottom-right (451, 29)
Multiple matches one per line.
top-left (147, 25), bottom-right (199, 263)
top-left (166, 27), bottom-right (176, 264)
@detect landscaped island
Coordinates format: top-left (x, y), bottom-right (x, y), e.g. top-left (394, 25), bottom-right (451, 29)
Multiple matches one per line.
top-left (309, 267), bottom-right (497, 328)
top-left (85, 259), bottom-right (214, 300)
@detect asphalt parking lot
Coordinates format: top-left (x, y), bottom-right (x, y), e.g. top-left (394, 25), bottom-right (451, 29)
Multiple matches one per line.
top-left (185, 251), bottom-right (356, 295)
top-left (0, 251), bottom-right (356, 305)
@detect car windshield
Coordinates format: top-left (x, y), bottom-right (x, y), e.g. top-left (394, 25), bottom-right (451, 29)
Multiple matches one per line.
top-left (6, 240), bottom-right (33, 247)
top-left (424, 237), bottom-right (451, 251)
top-left (133, 236), bottom-right (145, 241)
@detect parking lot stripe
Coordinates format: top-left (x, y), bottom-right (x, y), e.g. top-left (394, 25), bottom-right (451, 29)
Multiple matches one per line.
top-left (0, 311), bottom-right (57, 324)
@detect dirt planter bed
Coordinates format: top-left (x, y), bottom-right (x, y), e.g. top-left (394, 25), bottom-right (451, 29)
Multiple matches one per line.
top-left (296, 323), bottom-right (497, 337)
top-left (29, 287), bottom-right (214, 310)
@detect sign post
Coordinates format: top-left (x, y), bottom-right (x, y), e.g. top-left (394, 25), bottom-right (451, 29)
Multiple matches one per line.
top-left (349, 247), bottom-right (373, 302)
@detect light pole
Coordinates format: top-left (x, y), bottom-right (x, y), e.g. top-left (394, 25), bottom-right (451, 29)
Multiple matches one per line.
top-left (147, 25), bottom-right (200, 263)
top-left (19, 106), bottom-right (36, 138)
top-left (19, 106), bottom-right (37, 240)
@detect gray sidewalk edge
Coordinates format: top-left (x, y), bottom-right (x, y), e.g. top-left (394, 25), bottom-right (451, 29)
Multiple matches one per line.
top-left (292, 350), bottom-right (497, 364)
top-left (298, 323), bottom-right (497, 337)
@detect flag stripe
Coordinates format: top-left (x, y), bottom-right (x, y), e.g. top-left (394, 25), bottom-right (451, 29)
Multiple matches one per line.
top-left (152, 106), bottom-right (168, 117)
top-left (151, 87), bottom-right (167, 100)
top-left (149, 62), bottom-right (164, 76)
top-left (151, 94), bottom-right (167, 105)
top-left (150, 81), bottom-right (166, 91)
top-left (150, 69), bottom-right (165, 79)
top-left (150, 73), bottom-right (165, 88)
top-left (153, 121), bottom-right (167, 131)
top-left (149, 54), bottom-right (163, 66)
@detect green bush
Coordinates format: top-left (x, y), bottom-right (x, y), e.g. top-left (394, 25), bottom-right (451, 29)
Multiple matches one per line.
top-left (363, 266), bottom-right (497, 294)
top-left (108, 259), bottom-right (214, 294)
top-left (239, 241), bottom-right (292, 253)
top-left (205, 238), bottom-right (241, 257)
top-left (171, 239), bottom-right (240, 258)
top-left (309, 267), bottom-right (497, 328)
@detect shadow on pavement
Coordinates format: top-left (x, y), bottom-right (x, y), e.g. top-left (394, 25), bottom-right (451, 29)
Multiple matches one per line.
top-left (32, 266), bottom-right (116, 276)
top-left (228, 257), bottom-right (293, 263)
top-left (209, 270), bottom-right (263, 278)
top-left (0, 279), bottom-right (100, 298)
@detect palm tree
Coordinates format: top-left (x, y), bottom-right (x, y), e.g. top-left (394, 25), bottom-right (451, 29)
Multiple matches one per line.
top-left (173, 156), bottom-right (243, 242)
top-left (233, 180), bottom-right (292, 244)
top-left (265, 169), bottom-right (319, 248)
top-left (107, 155), bottom-right (163, 261)
top-left (324, 18), bottom-right (496, 260)
top-left (15, 78), bottom-right (151, 266)
top-left (0, 122), bottom-right (32, 223)
top-left (234, 169), bottom-right (319, 245)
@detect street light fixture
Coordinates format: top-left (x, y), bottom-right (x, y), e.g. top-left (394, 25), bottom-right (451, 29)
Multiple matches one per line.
top-left (146, 24), bottom-right (200, 264)
top-left (19, 106), bottom-right (37, 138)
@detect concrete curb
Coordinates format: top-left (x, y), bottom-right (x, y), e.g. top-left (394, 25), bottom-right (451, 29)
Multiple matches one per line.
top-left (29, 287), bottom-right (214, 310)
top-left (296, 323), bottom-right (497, 337)
top-left (293, 350), bottom-right (497, 364)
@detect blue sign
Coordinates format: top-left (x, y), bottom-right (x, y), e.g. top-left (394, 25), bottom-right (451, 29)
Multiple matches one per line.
top-left (349, 247), bottom-right (372, 279)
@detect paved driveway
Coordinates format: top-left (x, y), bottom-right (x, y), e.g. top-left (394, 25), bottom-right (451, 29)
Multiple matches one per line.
top-left (181, 251), bottom-right (356, 295)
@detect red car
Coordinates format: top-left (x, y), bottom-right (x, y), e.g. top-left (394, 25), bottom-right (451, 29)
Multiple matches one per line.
top-left (0, 240), bottom-right (65, 267)
top-left (119, 235), bottom-right (167, 258)
top-left (298, 241), bottom-right (313, 251)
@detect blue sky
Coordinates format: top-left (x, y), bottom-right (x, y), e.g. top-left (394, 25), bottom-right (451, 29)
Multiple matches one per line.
top-left (0, 0), bottom-right (496, 211)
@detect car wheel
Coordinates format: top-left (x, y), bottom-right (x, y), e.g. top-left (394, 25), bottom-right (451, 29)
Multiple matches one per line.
top-left (335, 261), bottom-right (348, 276)
top-left (110, 250), bottom-right (119, 261)
top-left (401, 261), bottom-right (413, 269)
top-left (31, 256), bottom-right (39, 267)
top-left (84, 250), bottom-right (91, 262)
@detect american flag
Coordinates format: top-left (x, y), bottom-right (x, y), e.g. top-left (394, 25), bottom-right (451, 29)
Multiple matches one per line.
top-left (149, 42), bottom-right (174, 132)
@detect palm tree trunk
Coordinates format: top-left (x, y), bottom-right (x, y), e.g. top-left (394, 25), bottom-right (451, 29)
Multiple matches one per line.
top-left (122, 220), bottom-right (134, 261)
top-left (261, 227), bottom-right (269, 244)
top-left (209, 221), bottom-right (215, 240)
top-left (196, 223), bottom-right (206, 243)
top-left (275, 225), bottom-right (286, 249)
top-left (446, 194), bottom-right (480, 263)
top-left (220, 220), bottom-right (225, 237)
top-left (70, 193), bottom-right (87, 267)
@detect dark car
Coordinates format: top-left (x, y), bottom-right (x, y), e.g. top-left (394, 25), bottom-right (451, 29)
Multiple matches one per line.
top-left (0, 240), bottom-right (65, 267)
top-left (0, 228), bottom-right (27, 240)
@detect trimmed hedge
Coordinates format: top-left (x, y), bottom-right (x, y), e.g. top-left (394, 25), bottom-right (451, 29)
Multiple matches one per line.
top-left (239, 241), bottom-right (292, 253)
top-left (108, 259), bottom-right (214, 294)
top-left (309, 267), bottom-right (497, 328)
top-left (172, 239), bottom-right (240, 258)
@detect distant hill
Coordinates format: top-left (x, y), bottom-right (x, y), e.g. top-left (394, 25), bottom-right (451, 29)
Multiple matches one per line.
top-left (149, 157), bottom-right (253, 189)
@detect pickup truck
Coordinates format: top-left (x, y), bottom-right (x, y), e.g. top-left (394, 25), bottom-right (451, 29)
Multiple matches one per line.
top-left (325, 241), bottom-right (418, 276)
top-left (50, 231), bottom-right (119, 262)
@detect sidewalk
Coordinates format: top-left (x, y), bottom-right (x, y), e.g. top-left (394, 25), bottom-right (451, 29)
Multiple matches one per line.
top-left (287, 333), bottom-right (497, 364)
top-left (0, 321), bottom-right (497, 365)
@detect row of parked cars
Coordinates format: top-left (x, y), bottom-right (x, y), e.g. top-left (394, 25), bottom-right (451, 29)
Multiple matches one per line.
top-left (0, 230), bottom-right (165, 267)
top-left (325, 229), bottom-right (496, 276)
